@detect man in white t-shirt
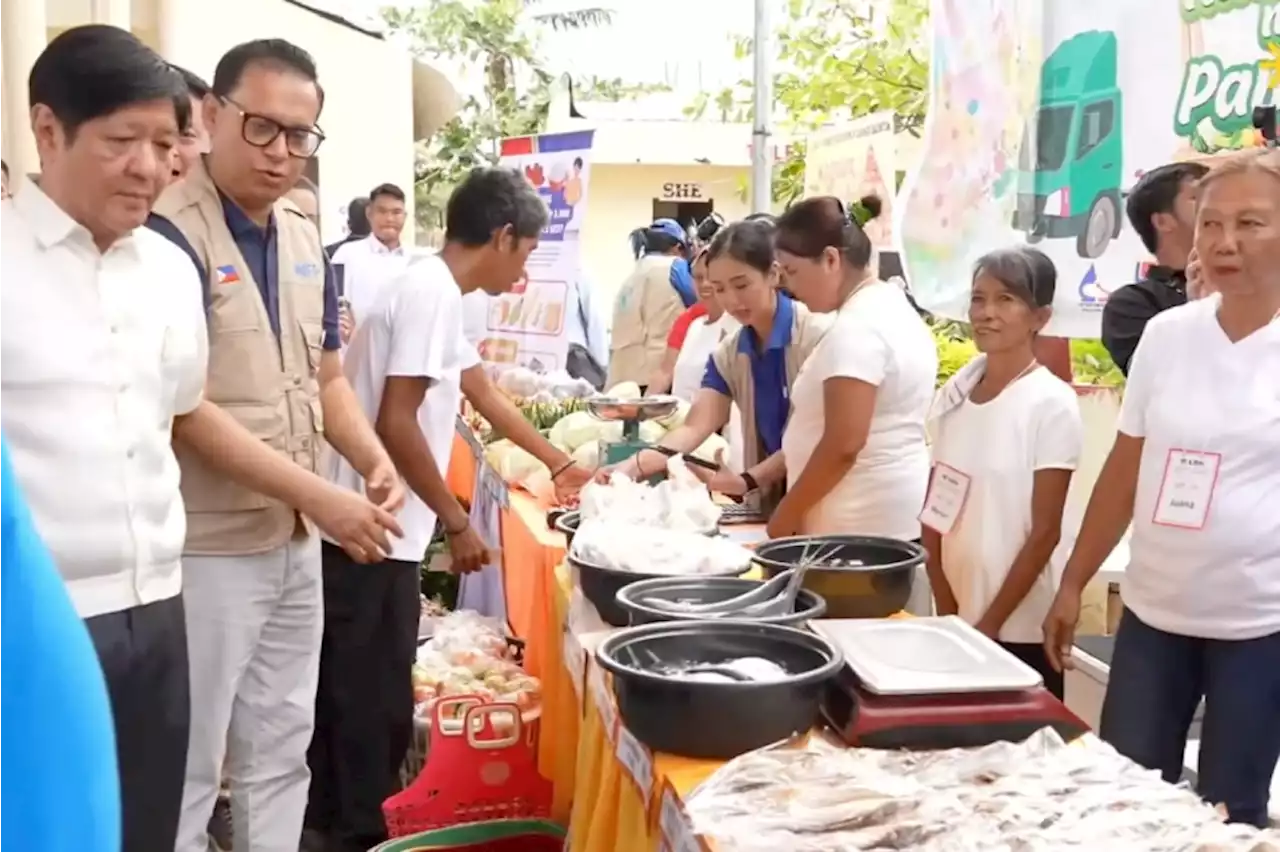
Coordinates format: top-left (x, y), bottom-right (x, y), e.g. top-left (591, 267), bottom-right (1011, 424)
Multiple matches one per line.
top-left (330, 183), bottom-right (410, 340)
top-left (307, 168), bottom-right (594, 852)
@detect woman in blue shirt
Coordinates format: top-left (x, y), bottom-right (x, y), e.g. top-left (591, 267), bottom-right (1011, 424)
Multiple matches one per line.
top-left (1, 438), bottom-right (121, 852)
top-left (610, 219), bottom-right (830, 513)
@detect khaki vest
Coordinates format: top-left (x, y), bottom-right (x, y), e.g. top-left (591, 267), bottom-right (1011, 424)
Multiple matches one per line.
top-left (607, 254), bottom-right (685, 388)
top-left (154, 160), bottom-right (326, 555)
top-left (710, 300), bottom-right (830, 513)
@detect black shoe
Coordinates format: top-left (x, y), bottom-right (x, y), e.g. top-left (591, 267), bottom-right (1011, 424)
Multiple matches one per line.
top-left (208, 796), bottom-right (233, 852)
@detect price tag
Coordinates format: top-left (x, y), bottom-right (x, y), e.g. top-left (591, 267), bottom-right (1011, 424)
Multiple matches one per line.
top-left (615, 726), bottom-right (654, 806)
top-left (562, 627), bottom-right (585, 699)
top-left (659, 785), bottom-right (704, 852)
top-left (588, 662), bottom-right (618, 741)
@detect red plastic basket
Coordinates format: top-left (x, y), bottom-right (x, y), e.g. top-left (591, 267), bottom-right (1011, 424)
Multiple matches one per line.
top-left (383, 695), bottom-right (553, 838)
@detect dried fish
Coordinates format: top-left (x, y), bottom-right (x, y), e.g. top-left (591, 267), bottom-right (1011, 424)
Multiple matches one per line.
top-left (684, 730), bottom-right (1280, 851)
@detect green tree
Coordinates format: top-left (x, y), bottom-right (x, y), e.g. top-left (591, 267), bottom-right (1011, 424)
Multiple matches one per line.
top-left (689, 0), bottom-right (928, 204)
top-left (524, 0), bottom-right (613, 30)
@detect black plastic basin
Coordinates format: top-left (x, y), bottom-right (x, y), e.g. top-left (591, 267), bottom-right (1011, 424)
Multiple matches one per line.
top-left (595, 620), bottom-right (843, 759)
top-left (615, 576), bottom-right (827, 627)
top-left (557, 510), bottom-right (719, 550)
top-left (752, 535), bottom-right (924, 619)
top-left (568, 552), bottom-right (749, 628)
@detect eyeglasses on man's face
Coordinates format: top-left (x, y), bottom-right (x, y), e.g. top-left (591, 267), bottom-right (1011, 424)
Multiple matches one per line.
top-left (223, 97), bottom-right (325, 158)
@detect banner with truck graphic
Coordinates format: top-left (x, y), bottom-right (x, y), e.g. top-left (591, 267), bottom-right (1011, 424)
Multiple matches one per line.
top-left (898, 0), bottom-right (1279, 338)
top-left (469, 130), bottom-right (595, 371)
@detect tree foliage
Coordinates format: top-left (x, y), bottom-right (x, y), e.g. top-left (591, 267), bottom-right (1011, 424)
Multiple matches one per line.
top-left (687, 0), bottom-right (928, 204)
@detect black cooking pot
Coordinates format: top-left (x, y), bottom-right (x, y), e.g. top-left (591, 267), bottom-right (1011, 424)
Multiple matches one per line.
top-left (568, 551), bottom-right (749, 628)
top-left (595, 620), bottom-right (843, 759)
top-left (753, 535), bottom-right (924, 619)
top-left (615, 576), bottom-right (827, 627)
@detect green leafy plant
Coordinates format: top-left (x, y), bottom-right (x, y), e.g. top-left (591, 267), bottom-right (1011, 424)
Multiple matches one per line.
top-left (1069, 339), bottom-right (1125, 388)
top-left (930, 320), bottom-right (979, 387)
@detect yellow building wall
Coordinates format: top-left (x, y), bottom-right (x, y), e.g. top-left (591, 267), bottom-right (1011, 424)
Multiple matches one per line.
top-left (582, 162), bottom-right (750, 319)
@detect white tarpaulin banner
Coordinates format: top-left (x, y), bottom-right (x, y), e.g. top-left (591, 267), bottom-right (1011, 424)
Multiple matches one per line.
top-left (898, 0), bottom-right (1278, 338)
top-left (804, 111), bottom-right (899, 250)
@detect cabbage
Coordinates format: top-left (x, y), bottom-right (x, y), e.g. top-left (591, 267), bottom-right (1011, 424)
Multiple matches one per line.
top-left (571, 440), bottom-right (600, 470)
top-left (691, 433), bottom-right (729, 465)
top-left (496, 444), bottom-right (547, 484)
top-left (483, 439), bottom-right (516, 471)
top-left (548, 410), bottom-right (623, 452)
top-left (605, 381), bottom-right (642, 400)
top-left (656, 400), bottom-right (691, 430)
top-left (638, 420), bottom-right (666, 444)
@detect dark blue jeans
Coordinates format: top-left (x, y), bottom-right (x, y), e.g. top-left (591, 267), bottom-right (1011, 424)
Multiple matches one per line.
top-left (1099, 608), bottom-right (1280, 827)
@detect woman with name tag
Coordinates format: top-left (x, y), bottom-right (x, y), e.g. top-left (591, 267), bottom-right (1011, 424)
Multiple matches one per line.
top-left (921, 247), bottom-right (1082, 699)
top-left (769, 196), bottom-right (938, 542)
top-left (1042, 150), bottom-right (1280, 827)
top-left (604, 219), bottom-right (830, 514)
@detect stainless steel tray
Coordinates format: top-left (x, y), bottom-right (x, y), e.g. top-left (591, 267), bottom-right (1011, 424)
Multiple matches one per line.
top-left (813, 615), bottom-right (1044, 696)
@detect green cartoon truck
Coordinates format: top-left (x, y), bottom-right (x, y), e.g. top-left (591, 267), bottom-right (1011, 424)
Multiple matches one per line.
top-left (1013, 30), bottom-right (1124, 259)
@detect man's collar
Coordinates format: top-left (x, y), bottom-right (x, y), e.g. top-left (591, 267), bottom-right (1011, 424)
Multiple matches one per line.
top-left (219, 191), bottom-right (275, 239)
top-left (1146, 264), bottom-right (1187, 292)
top-left (365, 234), bottom-right (404, 256)
top-left (14, 176), bottom-right (138, 255)
top-left (737, 291), bottom-right (796, 355)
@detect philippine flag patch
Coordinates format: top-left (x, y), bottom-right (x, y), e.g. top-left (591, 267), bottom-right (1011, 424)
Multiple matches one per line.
top-left (215, 265), bottom-right (241, 285)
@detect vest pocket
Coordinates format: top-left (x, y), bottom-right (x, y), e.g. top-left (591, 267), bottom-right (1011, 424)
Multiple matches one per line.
top-left (298, 320), bottom-right (325, 375)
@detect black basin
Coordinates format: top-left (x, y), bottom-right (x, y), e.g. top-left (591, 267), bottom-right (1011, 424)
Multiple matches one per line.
top-left (615, 576), bottom-right (827, 627)
top-left (753, 535), bottom-right (923, 619)
top-left (595, 620), bottom-right (843, 759)
top-left (556, 510), bottom-right (719, 549)
top-left (568, 552), bottom-right (749, 627)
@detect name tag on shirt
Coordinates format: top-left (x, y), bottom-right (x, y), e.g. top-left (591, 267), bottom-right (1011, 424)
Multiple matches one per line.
top-left (1152, 449), bottom-right (1221, 530)
top-left (919, 463), bottom-right (971, 535)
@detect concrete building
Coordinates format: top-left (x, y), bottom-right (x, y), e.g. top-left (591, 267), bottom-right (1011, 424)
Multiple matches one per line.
top-left (1, 0), bottom-right (459, 243)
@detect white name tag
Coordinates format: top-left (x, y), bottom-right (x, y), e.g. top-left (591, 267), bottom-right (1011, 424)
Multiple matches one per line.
top-left (1152, 449), bottom-right (1221, 530)
top-left (919, 463), bottom-right (972, 535)
top-left (660, 785), bottom-right (703, 852)
top-left (615, 726), bottom-right (654, 806)
top-left (588, 662), bottom-right (619, 741)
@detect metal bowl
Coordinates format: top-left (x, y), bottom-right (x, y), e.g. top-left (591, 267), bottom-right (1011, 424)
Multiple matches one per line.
top-left (586, 395), bottom-right (680, 423)
top-left (753, 535), bottom-right (924, 619)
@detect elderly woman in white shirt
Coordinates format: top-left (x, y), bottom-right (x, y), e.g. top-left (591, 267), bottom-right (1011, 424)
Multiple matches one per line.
top-left (768, 196), bottom-right (938, 541)
top-left (923, 247), bottom-right (1082, 699)
top-left (1043, 150), bottom-right (1280, 827)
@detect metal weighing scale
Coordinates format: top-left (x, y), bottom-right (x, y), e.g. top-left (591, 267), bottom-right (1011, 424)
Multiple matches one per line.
top-left (586, 395), bottom-right (681, 467)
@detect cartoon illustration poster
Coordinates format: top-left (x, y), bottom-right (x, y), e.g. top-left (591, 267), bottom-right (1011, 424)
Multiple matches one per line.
top-left (472, 129), bottom-right (595, 371)
top-left (803, 111), bottom-right (898, 249)
top-left (898, 0), bottom-right (1278, 338)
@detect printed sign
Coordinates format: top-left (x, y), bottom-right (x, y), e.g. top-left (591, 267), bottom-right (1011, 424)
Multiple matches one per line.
top-left (899, 0), bottom-right (1279, 338)
top-left (659, 783), bottom-right (707, 852)
top-left (468, 130), bottom-right (595, 372)
top-left (588, 660), bottom-right (619, 742)
top-left (804, 111), bottom-right (898, 250)
top-left (615, 726), bottom-right (655, 806)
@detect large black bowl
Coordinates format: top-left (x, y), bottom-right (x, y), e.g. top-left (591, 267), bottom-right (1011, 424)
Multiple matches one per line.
top-left (595, 620), bottom-right (843, 759)
top-left (556, 510), bottom-right (720, 549)
top-left (568, 552), bottom-right (749, 627)
top-left (615, 576), bottom-right (827, 627)
top-left (753, 535), bottom-right (924, 619)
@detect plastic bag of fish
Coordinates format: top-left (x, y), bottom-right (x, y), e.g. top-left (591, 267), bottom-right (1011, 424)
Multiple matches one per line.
top-left (570, 520), bottom-right (753, 576)
top-left (683, 728), bottom-right (1280, 851)
top-left (578, 455), bottom-right (722, 533)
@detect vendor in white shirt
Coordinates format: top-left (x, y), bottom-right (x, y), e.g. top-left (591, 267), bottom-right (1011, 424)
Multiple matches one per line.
top-left (922, 247), bottom-right (1082, 699)
top-left (1043, 150), bottom-right (1280, 828)
top-left (331, 182), bottom-right (410, 338)
top-left (770, 196), bottom-right (938, 540)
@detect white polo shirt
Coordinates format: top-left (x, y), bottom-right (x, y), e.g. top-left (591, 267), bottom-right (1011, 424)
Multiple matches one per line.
top-left (1117, 296), bottom-right (1280, 640)
top-left (330, 234), bottom-right (409, 326)
top-left (783, 280), bottom-right (938, 540)
top-left (930, 367), bottom-right (1083, 643)
top-left (1, 180), bottom-right (208, 619)
top-left (326, 254), bottom-right (481, 562)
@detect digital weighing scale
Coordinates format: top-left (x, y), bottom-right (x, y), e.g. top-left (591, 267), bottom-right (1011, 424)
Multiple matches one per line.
top-left (815, 616), bottom-right (1089, 750)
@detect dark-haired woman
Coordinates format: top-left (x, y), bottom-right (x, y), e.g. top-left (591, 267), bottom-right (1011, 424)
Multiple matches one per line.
top-left (608, 219), bottom-right (694, 388)
top-left (770, 196), bottom-right (938, 541)
top-left (647, 249), bottom-right (739, 400)
top-left (922, 247), bottom-right (1082, 698)
top-left (608, 219), bottom-right (829, 513)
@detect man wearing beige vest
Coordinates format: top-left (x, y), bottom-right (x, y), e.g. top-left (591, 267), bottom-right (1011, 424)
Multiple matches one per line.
top-left (148, 39), bottom-right (405, 852)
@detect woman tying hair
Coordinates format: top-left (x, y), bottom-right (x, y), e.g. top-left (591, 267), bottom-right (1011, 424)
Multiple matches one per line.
top-left (1043, 150), bottom-right (1280, 827)
top-left (606, 219), bottom-right (829, 513)
top-left (770, 196), bottom-right (938, 540)
top-left (922, 247), bottom-right (1082, 698)
top-left (608, 218), bottom-right (695, 388)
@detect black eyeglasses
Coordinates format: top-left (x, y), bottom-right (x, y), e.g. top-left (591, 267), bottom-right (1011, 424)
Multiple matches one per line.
top-left (223, 97), bottom-right (325, 158)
